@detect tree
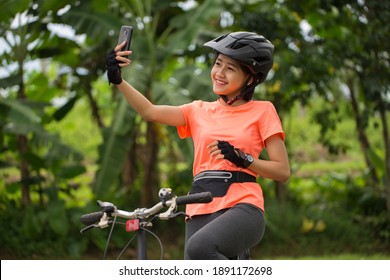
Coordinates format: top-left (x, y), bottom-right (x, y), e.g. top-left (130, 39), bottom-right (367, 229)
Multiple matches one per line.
top-left (289, 0), bottom-right (390, 215)
top-left (0, 1), bottom-right (89, 206)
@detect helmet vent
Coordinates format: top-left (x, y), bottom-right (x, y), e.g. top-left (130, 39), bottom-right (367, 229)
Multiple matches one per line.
top-left (214, 34), bottom-right (227, 43)
top-left (230, 41), bottom-right (246, 50)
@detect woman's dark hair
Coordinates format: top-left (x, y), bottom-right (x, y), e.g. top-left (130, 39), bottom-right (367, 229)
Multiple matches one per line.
top-left (238, 63), bottom-right (260, 101)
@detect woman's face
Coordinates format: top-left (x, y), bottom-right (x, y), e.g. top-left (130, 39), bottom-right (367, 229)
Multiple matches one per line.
top-left (211, 54), bottom-right (249, 98)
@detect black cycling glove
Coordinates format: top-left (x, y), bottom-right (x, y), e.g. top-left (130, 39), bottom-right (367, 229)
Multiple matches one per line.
top-left (217, 140), bottom-right (249, 168)
top-left (106, 49), bottom-right (122, 85)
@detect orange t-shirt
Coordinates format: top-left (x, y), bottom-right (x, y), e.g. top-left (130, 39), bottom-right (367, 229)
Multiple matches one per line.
top-left (177, 100), bottom-right (284, 217)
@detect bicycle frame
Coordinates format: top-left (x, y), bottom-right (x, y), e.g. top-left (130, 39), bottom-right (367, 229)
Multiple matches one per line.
top-left (136, 223), bottom-right (147, 259)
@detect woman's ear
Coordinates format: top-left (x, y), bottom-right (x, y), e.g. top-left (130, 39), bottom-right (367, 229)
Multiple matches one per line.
top-left (247, 75), bottom-right (254, 85)
top-left (250, 74), bottom-right (262, 86)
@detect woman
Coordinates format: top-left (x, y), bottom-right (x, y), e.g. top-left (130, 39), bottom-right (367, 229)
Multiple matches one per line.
top-left (106, 31), bottom-right (290, 260)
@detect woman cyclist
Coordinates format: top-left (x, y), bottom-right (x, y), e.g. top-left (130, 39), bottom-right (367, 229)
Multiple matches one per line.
top-left (106, 31), bottom-right (290, 260)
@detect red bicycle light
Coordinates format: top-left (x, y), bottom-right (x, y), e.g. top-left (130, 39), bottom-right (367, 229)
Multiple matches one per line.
top-left (126, 219), bottom-right (140, 232)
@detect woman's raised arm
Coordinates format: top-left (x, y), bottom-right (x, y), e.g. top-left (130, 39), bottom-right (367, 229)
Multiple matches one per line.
top-left (107, 41), bottom-right (185, 127)
top-left (116, 80), bottom-right (185, 127)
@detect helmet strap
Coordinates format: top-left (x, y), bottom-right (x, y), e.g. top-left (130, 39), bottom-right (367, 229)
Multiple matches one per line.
top-left (220, 94), bottom-right (241, 105)
top-left (219, 76), bottom-right (253, 106)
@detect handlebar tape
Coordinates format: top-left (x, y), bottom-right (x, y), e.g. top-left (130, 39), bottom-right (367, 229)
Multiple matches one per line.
top-left (176, 192), bottom-right (213, 205)
top-left (80, 211), bottom-right (104, 226)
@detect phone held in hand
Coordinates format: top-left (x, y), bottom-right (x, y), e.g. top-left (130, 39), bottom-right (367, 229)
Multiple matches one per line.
top-left (117, 25), bottom-right (133, 56)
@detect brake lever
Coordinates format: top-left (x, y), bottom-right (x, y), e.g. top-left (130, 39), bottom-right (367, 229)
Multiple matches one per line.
top-left (80, 216), bottom-right (113, 234)
top-left (158, 196), bottom-right (178, 220)
top-left (80, 224), bottom-right (100, 234)
top-left (168, 211), bottom-right (189, 219)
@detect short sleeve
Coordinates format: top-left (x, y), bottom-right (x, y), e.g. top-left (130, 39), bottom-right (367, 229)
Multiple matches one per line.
top-left (261, 102), bottom-right (285, 142)
top-left (177, 102), bottom-right (194, 139)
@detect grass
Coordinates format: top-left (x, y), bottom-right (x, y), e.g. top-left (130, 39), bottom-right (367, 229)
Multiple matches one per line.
top-left (267, 253), bottom-right (390, 260)
top-left (295, 160), bottom-right (366, 177)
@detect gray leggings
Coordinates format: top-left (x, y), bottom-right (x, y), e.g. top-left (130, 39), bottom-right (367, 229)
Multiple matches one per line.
top-left (184, 203), bottom-right (265, 260)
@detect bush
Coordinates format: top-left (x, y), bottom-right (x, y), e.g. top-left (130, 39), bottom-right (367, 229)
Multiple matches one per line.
top-left (253, 172), bottom-right (390, 259)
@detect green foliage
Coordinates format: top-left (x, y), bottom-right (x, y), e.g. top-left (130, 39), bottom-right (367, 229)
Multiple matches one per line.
top-left (94, 98), bottom-right (137, 198)
top-left (0, 184), bottom-right (91, 259)
top-left (256, 173), bottom-right (390, 258)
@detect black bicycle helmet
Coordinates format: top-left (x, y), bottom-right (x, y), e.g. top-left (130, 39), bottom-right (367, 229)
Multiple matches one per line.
top-left (204, 31), bottom-right (274, 84)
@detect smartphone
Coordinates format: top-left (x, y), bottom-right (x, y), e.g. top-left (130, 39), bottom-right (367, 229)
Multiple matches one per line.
top-left (117, 25), bottom-right (133, 56)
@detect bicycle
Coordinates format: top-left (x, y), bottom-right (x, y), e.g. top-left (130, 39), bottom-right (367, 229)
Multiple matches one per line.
top-left (80, 188), bottom-right (213, 260)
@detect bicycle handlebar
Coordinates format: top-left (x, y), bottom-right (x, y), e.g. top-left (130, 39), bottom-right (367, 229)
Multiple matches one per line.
top-left (80, 211), bottom-right (104, 226)
top-left (79, 189), bottom-right (214, 260)
top-left (176, 191), bottom-right (213, 205)
top-left (80, 190), bottom-right (213, 228)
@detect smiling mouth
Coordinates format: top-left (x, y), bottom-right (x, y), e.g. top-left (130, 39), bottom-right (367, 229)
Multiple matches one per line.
top-left (214, 79), bottom-right (227, 86)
